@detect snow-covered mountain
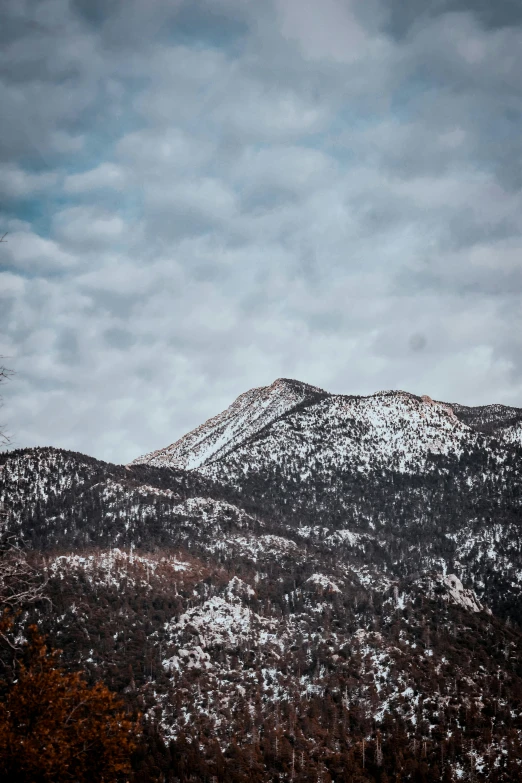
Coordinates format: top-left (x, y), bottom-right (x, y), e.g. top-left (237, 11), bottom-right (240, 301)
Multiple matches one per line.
top-left (2, 378), bottom-right (522, 782)
top-left (132, 378), bottom-right (327, 470)
top-left (126, 378), bottom-right (522, 622)
top-left (133, 380), bottom-right (521, 477)
top-left (200, 389), bottom-right (479, 482)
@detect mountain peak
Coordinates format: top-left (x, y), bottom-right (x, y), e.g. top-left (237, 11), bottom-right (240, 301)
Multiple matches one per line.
top-left (131, 377), bottom-right (327, 471)
top-left (267, 377), bottom-right (327, 396)
top-left (132, 379), bottom-right (522, 472)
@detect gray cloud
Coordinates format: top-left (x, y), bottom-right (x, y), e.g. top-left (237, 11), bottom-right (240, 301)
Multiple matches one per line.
top-left (1, 0), bottom-right (522, 463)
top-left (384, 0), bottom-right (522, 39)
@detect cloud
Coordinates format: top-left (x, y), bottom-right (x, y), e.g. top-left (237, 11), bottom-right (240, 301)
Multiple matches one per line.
top-left (275, 0), bottom-right (376, 63)
top-left (0, 165), bottom-right (57, 199)
top-left (1, 0), bottom-right (522, 463)
top-left (63, 163), bottom-right (126, 193)
top-left (1, 226), bottom-right (77, 275)
top-left (383, 0), bottom-right (522, 39)
top-left (51, 207), bottom-right (127, 251)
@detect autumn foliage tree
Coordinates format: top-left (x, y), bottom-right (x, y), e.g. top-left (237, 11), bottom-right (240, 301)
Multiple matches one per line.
top-left (0, 620), bottom-right (140, 783)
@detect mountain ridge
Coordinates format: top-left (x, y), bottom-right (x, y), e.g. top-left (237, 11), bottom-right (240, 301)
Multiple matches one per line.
top-left (131, 378), bottom-right (522, 475)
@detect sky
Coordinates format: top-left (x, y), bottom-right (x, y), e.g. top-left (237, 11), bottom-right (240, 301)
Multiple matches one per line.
top-left (1, 0), bottom-right (522, 463)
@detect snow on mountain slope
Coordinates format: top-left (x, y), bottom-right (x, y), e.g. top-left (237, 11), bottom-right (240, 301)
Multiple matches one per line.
top-left (38, 540), bottom-right (521, 780)
top-left (198, 388), bottom-right (481, 483)
top-left (48, 549), bottom-right (192, 591)
top-left (163, 588), bottom-right (279, 661)
top-left (168, 496), bottom-right (256, 531)
top-left (420, 573), bottom-right (486, 613)
top-left (500, 419), bottom-right (522, 447)
top-left (131, 378), bottom-right (327, 470)
top-left (133, 381), bottom-right (519, 483)
top-left (4, 380), bottom-right (522, 781)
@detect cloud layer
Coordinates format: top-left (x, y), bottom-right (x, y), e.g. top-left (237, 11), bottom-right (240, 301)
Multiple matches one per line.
top-left (1, 0), bottom-right (521, 462)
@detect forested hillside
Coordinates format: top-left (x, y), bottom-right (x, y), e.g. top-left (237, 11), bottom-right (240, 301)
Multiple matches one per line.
top-left (2, 379), bottom-right (522, 781)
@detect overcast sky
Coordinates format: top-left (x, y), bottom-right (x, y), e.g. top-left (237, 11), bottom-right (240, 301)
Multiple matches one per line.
top-left (1, 0), bottom-right (522, 463)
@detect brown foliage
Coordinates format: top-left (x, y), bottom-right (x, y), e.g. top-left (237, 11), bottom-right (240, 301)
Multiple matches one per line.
top-left (0, 621), bottom-right (140, 783)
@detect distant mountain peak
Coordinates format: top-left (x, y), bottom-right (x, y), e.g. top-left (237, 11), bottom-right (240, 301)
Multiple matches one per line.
top-left (131, 377), bottom-right (328, 471)
top-left (131, 379), bottom-right (522, 472)
top-left (267, 377), bottom-right (327, 395)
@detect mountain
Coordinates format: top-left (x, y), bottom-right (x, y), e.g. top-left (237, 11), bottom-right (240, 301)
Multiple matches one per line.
top-left (447, 400), bottom-right (522, 435)
top-left (2, 379), bottom-right (522, 782)
top-left (132, 378), bottom-right (328, 470)
top-left (133, 380), bottom-right (522, 473)
top-left (131, 380), bottom-right (522, 621)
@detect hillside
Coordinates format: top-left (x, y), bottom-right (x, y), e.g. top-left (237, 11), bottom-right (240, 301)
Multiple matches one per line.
top-left (1, 378), bottom-right (522, 782)
top-left (132, 378), bottom-right (328, 470)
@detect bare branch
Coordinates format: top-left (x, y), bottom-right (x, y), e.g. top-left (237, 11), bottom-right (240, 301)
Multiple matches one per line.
top-left (0, 537), bottom-right (48, 611)
top-left (0, 360), bottom-right (14, 446)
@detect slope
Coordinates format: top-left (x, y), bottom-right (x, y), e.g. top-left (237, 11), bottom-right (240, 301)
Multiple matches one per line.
top-left (131, 378), bottom-right (328, 470)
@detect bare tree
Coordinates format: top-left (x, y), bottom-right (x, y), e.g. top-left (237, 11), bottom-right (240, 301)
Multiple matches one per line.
top-left (0, 343), bottom-right (46, 640)
top-left (0, 364), bottom-right (13, 448)
top-left (0, 458), bottom-right (46, 628)
top-left (0, 537), bottom-right (45, 610)
top-left (0, 360), bottom-right (14, 562)
top-left (1, 230), bottom-right (11, 445)
top-left (0, 537), bottom-right (47, 654)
